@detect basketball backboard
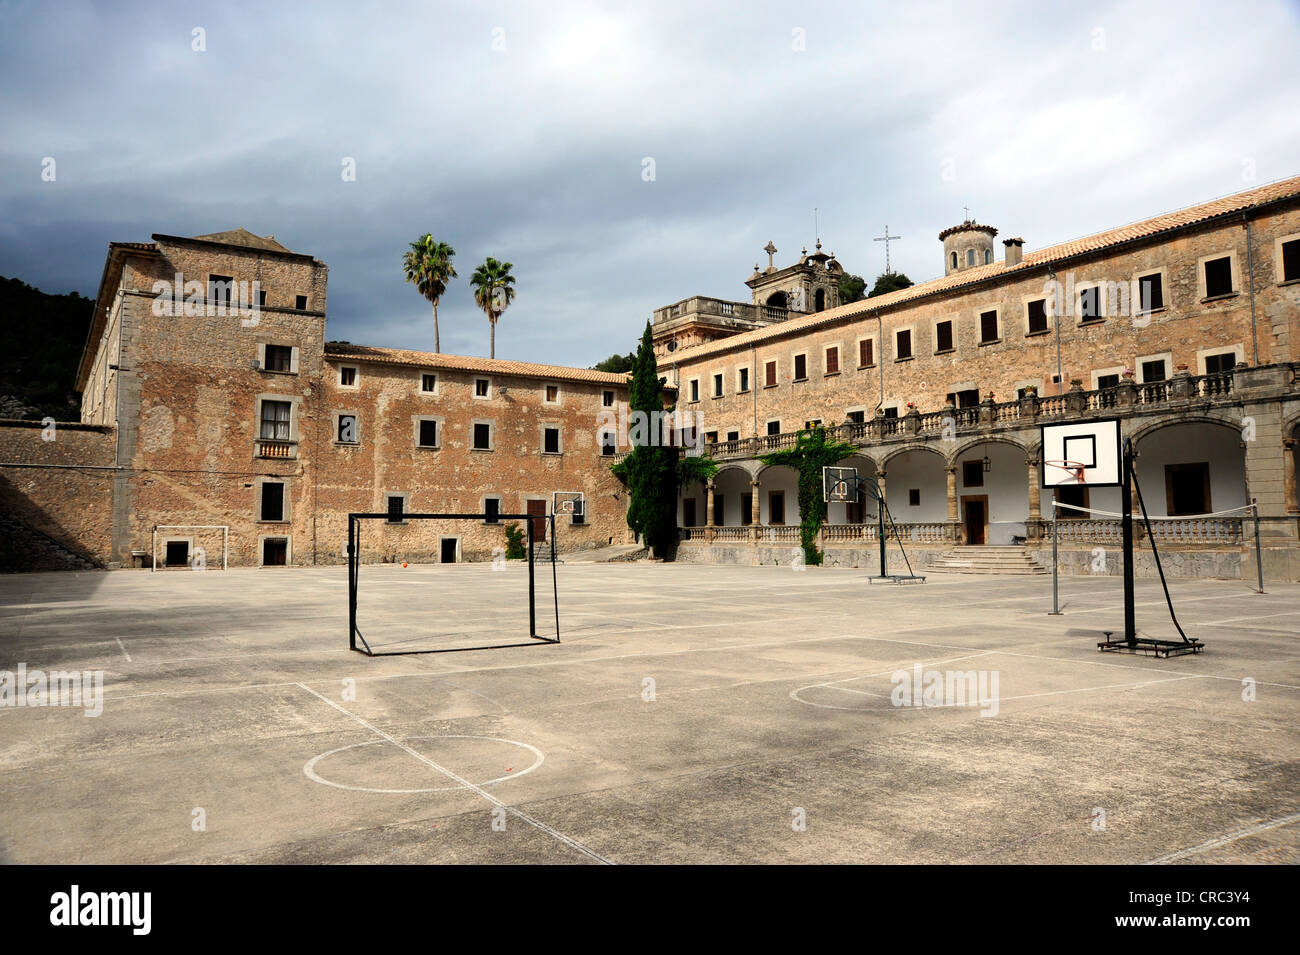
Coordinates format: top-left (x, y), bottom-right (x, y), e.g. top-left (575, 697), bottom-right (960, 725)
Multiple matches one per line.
top-left (1040, 419), bottom-right (1122, 487)
top-left (823, 466), bottom-right (857, 503)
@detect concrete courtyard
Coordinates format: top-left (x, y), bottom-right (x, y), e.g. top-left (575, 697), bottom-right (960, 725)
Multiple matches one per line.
top-left (1, 561), bottom-right (1297, 864)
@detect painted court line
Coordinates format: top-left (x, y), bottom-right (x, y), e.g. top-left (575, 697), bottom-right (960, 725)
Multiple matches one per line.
top-left (293, 682), bottom-right (613, 865)
top-left (114, 637), bottom-right (131, 663)
top-left (1144, 810), bottom-right (1300, 864)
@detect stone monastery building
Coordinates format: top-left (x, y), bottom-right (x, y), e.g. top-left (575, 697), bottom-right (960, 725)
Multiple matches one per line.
top-left (2, 175), bottom-right (1300, 580)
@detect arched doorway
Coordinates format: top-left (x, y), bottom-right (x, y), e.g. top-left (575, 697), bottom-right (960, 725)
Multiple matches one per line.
top-left (814, 288), bottom-right (826, 312)
top-left (766, 291), bottom-right (788, 310)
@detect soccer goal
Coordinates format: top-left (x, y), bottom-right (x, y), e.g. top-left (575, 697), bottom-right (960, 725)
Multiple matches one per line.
top-left (346, 511), bottom-right (561, 656)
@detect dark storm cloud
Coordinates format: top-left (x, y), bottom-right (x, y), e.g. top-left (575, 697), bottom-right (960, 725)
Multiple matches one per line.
top-left (2, 0), bottom-right (1298, 367)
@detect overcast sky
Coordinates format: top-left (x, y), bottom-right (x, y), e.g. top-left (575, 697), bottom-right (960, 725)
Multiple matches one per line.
top-left (2, 0), bottom-right (1298, 366)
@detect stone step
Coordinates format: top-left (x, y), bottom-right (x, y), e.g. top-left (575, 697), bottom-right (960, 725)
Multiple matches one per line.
top-left (931, 546), bottom-right (1048, 575)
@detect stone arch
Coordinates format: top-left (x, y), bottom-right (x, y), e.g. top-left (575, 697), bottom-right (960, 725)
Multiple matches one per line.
top-left (1128, 413), bottom-right (1242, 447)
top-left (766, 291), bottom-right (788, 309)
top-left (880, 442), bottom-right (945, 469)
top-left (1128, 417), bottom-right (1248, 517)
top-left (814, 287), bottom-right (826, 312)
top-left (946, 434), bottom-right (1030, 468)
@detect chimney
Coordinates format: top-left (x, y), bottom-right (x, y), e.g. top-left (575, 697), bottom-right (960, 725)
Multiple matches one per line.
top-left (1003, 237), bottom-right (1024, 267)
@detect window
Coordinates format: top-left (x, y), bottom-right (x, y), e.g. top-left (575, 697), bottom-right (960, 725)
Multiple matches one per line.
top-left (689, 379), bottom-right (700, 402)
top-left (1282, 238), bottom-right (1300, 282)
top-left (738, 368), bottom-right (750, 393)
top-left (764, 361), bottom-right (777, 387)
top-left (260, 482), bottom-right (285, 521)
top-left (950, 251), bottom-right (958, 270)
top-left (682, 499), bottom-right (697, 527)
top-left (984, 249), bottom-right (991, 265)
top-left (164, 540), bottom-right (190, 567)
top-left (386, 495), bottom-right (406, 523)
top-left (793, 354), bottom-right (807, 380)
top-left (1165, 463), bottom-right (1210, 516)
top-left (209, 274), bottom-right (233, 305)
top-left (473, 422), bottom-right (491, 450)
top-left (264, 344), bottom-right (293, 372)
top-left (1141, 359), bottom-right (1167, 383)
top-left (417, 419), bottom-right (438, 448)
top-left (726, 430), bottom-right (740, 442)
top-left (259, 400), bottom-right (291, 440)
top-left (712, 373), bottom-right (723, 397)
top-left (859, 339), bottom-right (874, 367)
top-left (1079, 286), bottom-right (1102, 323)
top-left (966, 249), bottom-right (975, 267)
top-left (1056, 485), bottom-right (1089, 518)
top-left (1204, 256), bottom-right (1233, 298)
top-left (484, 498), bottom-right (501, 524)
top-left (769, 491), bottom-right (785, 525)
top-left (421, 373), bottom-right (437, 393)
top-left (962, 460), bottom-right (983, 488)
top-left (1204, 352), bottom-right (1237, 375)
top-left (712, 494), bottom-right (724, 526)
top-left (979, 309), bottom-right (999, 343)
top-left (766, 420), bottom-right (781, 436)
top-left (295, 295), bottom-right (308, 310)
top-left (935, 320), bottom-right (953, 352)
top-left (256, 289), bottom-right (267, 308)
top-left (1137, 272), bottom-right (1164, 312)
top-left (883, 406), bottom-right (899, 419)
top-left (947, 388), bottom-right (979, 408)
top-left (895, 329), bottom-right (912, 360)
top-left (908, 488), bottom-right (920, 507)
top-left (545, 384), bottom-right (560, 403)
top-left (740, 492), bottom-right (753, 525)
top-left (825, 346), bottom-right (839, 375)
top-left (602, 389), bottom-right (615, 407)
top-left (1097, 373), bottom-right (1120, 391)
top-left (705, 430), bottom-right (718, 444)
top-left (570, 498), bottom-right (585, 525)
top-left (804, 419), bottom-right (823, 430)
top-left (336, 414), bottom-right (358, 444)
top-left (1026, 299), bottom-right (1048, 334)
top-left (339, 366), bottom-right (357, 387)
top-left (599, 429), bottom-right (616, 456)
top-left (543, 426), bottom-right (560, 454)
top-left (847, 410), bottom-right (865, 424)
top-left (474, 378), bottom-right (490, 398)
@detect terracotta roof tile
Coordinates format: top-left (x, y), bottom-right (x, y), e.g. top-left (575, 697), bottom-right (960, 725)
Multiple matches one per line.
top-left (670, 174), bottom-right (1300, 362)
top-left (324, 343), bottom-right (633, 386)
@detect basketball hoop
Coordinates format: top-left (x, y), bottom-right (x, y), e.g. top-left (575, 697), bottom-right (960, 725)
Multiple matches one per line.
top-left (557, 500), bottom-right (575, 514)
top-left (1044, 459), bottom-right (1087, 484)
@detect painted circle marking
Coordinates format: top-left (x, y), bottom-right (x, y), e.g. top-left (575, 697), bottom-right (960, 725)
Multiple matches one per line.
top-left (304, 734), bottom-right (544, 794)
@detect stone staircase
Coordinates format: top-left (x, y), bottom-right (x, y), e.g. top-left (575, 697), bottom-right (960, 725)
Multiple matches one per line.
top-left (930, 545), bottom-right (1047, 575)
top-left (0, 513), bottom-right (102, 573)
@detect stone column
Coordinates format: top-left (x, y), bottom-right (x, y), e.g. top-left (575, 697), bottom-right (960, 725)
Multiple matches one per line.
top-left (945, 465), bottom-right (960, 543)
top-left (750, 480), bottom-right (762, 541)
top-left (1285, 438), bottom-right (1298, 516)
top-left (705, 481), bottom-right (716, 526)
top-left (1027, 457), bottom-right (1042, 540)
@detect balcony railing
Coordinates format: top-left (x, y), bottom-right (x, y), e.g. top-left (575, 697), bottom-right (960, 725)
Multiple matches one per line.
top-left (1054, 517), bottom-right (1243, 544)
top-left (256, 439), bottom-right (296, 459)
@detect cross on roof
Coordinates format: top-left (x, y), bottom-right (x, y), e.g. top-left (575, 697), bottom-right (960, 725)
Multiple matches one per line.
top-left (763, 241), bottom-right (778, 270)
top-left (874, 226), bottom-right (902, 274)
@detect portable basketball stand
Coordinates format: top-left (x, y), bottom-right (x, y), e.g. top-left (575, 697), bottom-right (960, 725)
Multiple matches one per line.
top-left (1041, 420), bottom-right (1203, 658)
top-left (824, 467), bottom-right (925, 584)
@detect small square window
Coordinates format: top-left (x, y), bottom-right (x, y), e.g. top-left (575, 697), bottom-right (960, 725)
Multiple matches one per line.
top-left (545, 384), bottom-right (559, 403)
top-left (1138, 273), bottom-right (1164, 312)
top-left (484, 498), bottom-right (501, 524)
top-left (847, 410), bottom-right (865, 424)
top-left (570, 498), bottom-right (585, 525)
top-left (295, 295), bottom-right (308, 310)
top-left (256, 289), bottom-right (267, 307)
top-left (1283, 239), bottom-right (1300, 282)
top-left (794, 354), bottom-right (807, 380)
top-left (1204, 352), bottom-right (1237, 375)
top-left (543, 427), bottom-right (560, 454)
top-left (738, 368), bottom-right (750, 392)
top-left (600, 430), bottom-right (616, 456)
top-left (475, 378), bottom-right (491, 398)
top-left (712, 373), bottom-right (723, 397)
top-left (602, 390), bottom-right (614, 407)
top-left (1027, 299), bottom-right (1048, 334)
top-left (979, 310), bottom-right (998, 343)
top-left (418, 419), bottom-right (438, 448)
top-left (473, 422), bottom-right (491, 450)
top-left (209, 274), bottom-right (234, 305)
top-left (895, 329), bottom-right (912, 359)
top-left (386, 495), bottom-right (405, 523)
top-left (908, 488), bottom-right (920, 507)
top-left (337, 414), bottom-right (358, 444)
top-left (1204, 257), bottom-right (1233, 297)
top-left (764, 361), bottom-right (777, 387)
top-left (962, 460), bottom-right (984, 488)
top-left (766, 420), bottom-right (781, 436)
top-left (259, 400), bottom-right (292, 440)
top-left (421, 373), bottom-right (437, 393)
top-left (339, 366), bottom-right (356, 387)
top-left (260, 482), bottom-right (285, 521)
top-left (859, 339), bottom-right (874, 367)
top-left (825, 347), bottom-right (839, 375)
top-left (1141, 359), bottom-right (1167, 383)
top-left (726, 430), bottom-right (740, 442)
top-left (935, 321), bottom-right (953, 352)
top-left (264, 345), bottom-right (293, 372)
top-left (1079, 287), bottom-right (1102, 322)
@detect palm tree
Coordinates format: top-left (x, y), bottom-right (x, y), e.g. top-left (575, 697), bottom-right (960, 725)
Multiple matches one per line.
top-left (469, 257), bottom-right (516, 359)
top-left (402, 234), bottom-right (456, 352)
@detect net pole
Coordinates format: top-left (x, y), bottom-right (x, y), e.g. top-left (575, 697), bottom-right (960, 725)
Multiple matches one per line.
top-left (527, 515), bottom-right (537, 638)
top-left (550, 513), bottom-right (560, 642)
top-left (1121, 440), bottom-right (1137, 645)
top-left (1252, 502), bottom-right (1265, 594)
top-left (1049, 497), bottom-right (1062, 615)
top-left (878, 497), bottom-right (887, 577)
top-left (347, 516), bottom-right (356, 651)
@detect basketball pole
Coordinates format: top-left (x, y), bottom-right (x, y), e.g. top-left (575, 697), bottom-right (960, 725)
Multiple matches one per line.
top-left (1049, 498), bottom-right (1062, 614)
top-left (1121, 438), bottom-right (1137, 646)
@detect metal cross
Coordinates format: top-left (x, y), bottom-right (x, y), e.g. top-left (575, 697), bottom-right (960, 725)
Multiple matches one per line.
top-left (874, 226), bottom-right (902, 275)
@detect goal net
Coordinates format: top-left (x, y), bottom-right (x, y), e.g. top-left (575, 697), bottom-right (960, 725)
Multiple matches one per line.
top-left (346, 511), bottom-right (560, 655)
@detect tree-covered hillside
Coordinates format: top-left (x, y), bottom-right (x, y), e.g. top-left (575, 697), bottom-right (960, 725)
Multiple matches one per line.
top-left (0, 277), bottom-right (94, 420)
